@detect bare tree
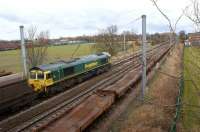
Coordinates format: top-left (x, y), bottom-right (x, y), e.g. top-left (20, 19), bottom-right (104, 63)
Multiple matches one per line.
top-left (185, 0), bottom-right (200, 31)
top-left (93, 25), bottom-right (119, 55)
top-left (149, 32), bottom-right (169, 45)
top-left (150, 0), bottom-right (185, 44)
top-left (179, 30), bottom-right (187, 43)
top-left (26, 26), bottom-right (49, 68)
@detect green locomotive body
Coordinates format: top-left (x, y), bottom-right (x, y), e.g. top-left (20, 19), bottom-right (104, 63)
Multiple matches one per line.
top-left (28, 52), bottom-right (111, 93)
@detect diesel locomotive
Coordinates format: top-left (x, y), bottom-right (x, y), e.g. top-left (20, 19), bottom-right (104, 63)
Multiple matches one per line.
top-left (28, 52), bottom-right (111, 93)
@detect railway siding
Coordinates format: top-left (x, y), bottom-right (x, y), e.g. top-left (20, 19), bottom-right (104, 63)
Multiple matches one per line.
top-left (0, 49), bottom-right (142, 132)
top-left (43, 92), bottom-right (115, 132)
top-left (0, 50), bottom-right (138, 117)
top-left (101, 66), bottom-right (142, 97)
top-left (40, 45), bottom-right (171, 132)
top-left (0, 43), bottom-right (170, 132)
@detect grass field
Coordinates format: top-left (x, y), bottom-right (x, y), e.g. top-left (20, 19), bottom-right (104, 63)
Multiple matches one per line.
top-left (182, 46), bottom-right (200, 131)
top-left (0, 43), bottom-right (138, 73)
top-left (0, 44), bottom-right (93, 73)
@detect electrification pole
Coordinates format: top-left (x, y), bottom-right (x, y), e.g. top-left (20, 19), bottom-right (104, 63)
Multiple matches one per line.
top-left (19, 25), bottom-right (28, 78)
top-left (169, 30), bottom-right (173, 45)
top-left (123, 31), bottom-right (126, 52)
top-left (141, 15), bottom-right (147, 101)
top-left (176, 35), bottom-right (179, 45)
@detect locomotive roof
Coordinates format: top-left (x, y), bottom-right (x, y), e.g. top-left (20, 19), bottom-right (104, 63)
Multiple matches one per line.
top-left (30, 53), bottom-right (109, 71)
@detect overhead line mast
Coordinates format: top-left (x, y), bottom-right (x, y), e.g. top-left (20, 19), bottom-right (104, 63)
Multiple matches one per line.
top-left (141, 15), bottom-right (147, 101)
top-left (19, 25), bottom-right (28, 78)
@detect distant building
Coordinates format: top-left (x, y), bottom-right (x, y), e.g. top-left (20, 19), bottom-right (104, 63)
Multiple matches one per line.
top-left (49, 38), bottom-right (69, 45)
top-left (188, 32), bottom-right (200, 46)
top-left (0, 40), bottom-right (20, 51)
top-left (184, 40), bottom-right (190, 47)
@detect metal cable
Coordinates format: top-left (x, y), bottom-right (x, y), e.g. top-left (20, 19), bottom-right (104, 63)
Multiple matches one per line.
top-left (70, 43), bottom-right (81, 59)
top-left (157, 70), bottom-right (181, 79)
top-left (118, 16), bottom-right (141, 28)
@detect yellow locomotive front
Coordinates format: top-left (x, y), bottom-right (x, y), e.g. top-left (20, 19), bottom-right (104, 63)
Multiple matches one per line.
top-left (28, 70), bottom-right (53, 92)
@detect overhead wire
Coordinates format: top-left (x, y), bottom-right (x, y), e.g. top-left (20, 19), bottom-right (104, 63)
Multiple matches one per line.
top-left (70, 43), bottom-right (81, 59)
top-left (156, 70), bottom-right (181, 79)
top-left (69, 15), bottom-right (143, 58)
top-left (117, 16), bottom-right (141, 29)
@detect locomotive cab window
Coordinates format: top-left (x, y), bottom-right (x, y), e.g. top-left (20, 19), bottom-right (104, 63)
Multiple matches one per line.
top-left (46, 73), bottom-right (52, 79)
top-left (30, 72), bottom-right (36, 79)
top-left (37, 73), bottom-right (44, 79)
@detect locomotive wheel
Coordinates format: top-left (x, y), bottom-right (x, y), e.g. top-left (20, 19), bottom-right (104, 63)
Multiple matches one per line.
top-left (96, 69), bottom-right (101, 75)
top-left (77, 77), bottom-right (83, 83)
top-left (65, 79), bottom-right (75, 88)
top-left (44, 88), bottom-right (52, 97)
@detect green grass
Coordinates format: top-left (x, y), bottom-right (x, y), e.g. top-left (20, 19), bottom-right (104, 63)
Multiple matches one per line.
top-left (0, 43), bottom-right (139, 73)
top-left (0, 44), bottom-right (93, 73)
top-left (46, 44), bottom-right (94, 61)
top-left (182, 46), bottom-right (200, 131)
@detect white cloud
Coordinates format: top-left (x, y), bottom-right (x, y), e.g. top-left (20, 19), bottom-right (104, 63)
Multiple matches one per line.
top-left (0, 0), bottom-right (194, 40)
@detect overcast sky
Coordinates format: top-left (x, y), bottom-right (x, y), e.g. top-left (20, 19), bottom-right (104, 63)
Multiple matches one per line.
top-left (0, 0), bottom-right (195, 40)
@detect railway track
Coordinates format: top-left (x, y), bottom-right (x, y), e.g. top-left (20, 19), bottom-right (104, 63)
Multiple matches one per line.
top-left (12, 63), bottom-right (142, 132)
top-left (0, 50), bottom-right (141, 118)
top-left (0, 71), bottom-right (12, 77)
top-left (0, 51), bottom-right (143, 132)
top-left (40, 44), bottom-right (172, 132)
top-left (0, 49), bottom-right (139, 117)
top-left (0, 43), bottom-right (163, 117)
top-left (0, 43), bottom-right (171, 132)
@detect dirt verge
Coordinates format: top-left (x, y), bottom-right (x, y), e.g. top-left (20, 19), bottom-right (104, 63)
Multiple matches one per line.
top-left (113, 44), bottom-right (183, 132)
top-left (87, 44), bottom-right (183, 132)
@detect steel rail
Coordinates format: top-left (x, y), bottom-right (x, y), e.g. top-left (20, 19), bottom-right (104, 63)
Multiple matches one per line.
top-left (13, 45), bottom-right (169, 132)
top-left (0, 44), bottom-right (170, 132)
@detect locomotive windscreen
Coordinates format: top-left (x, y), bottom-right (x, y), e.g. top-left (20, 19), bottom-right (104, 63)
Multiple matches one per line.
top-left (30, 72), bottom-right (36, 79)
top-left (37, 73), bottom-right (44, 79)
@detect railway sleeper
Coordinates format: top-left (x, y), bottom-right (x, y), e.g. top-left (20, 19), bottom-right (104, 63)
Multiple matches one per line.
top-left (0, 93), bottom-right (36, 115)
top-left (40, 91), bottom-right (115, 132)
top-left (42, 46), bottom-right (172, 132)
